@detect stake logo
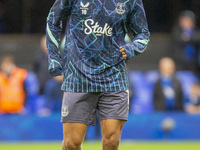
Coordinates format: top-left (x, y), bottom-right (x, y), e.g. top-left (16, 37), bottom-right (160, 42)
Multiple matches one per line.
top-left (84, 19), bottom-right (112, 36)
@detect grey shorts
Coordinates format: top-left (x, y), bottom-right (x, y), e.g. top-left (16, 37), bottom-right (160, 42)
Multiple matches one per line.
top-left (61, 91), bottom-right (129, 125)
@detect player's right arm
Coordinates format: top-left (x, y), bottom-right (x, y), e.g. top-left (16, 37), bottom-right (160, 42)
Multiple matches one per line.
top-left (46, 0), bottom-right (72, 76)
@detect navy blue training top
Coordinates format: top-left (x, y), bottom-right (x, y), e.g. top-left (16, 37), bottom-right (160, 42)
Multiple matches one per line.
top-left (46, 0), bottom-right (150, 92)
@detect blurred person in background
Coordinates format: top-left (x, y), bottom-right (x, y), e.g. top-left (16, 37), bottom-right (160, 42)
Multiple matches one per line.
top-left (172, 10), bottom-right (200, 74)
top-left (33, 35), bottom-right (52, 94)
top-left (185, 83), bottom-right (200, 114)
top-left (43, 75), bottom-right (63, 113)
top-left (0, 55), bottom-right (28, 114)
top-left (153, 57), bottom-right (183, 111)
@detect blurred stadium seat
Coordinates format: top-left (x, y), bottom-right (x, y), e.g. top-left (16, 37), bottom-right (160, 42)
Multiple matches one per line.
top-left (129, 71), bottom-right (154, 114)
top-left (176, 71), bottom-right (199, 100)
top-left (24, 71), bottom-right (39, 114)
top-left (129, 70), bottom-right (199, 114)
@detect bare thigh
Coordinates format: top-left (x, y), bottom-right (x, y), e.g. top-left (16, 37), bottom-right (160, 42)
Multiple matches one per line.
top-left (101, 119), bottom-right (125, 150)
top-left (63, 123), bottom-right (87, 147)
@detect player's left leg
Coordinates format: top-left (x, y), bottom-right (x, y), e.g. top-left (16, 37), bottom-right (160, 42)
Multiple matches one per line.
top-left (101, 119), bottom-right (125, 150)
top-left (62, 122), bottom-right (87, 150)
top-left (98, 91), bottom-right (129, 150)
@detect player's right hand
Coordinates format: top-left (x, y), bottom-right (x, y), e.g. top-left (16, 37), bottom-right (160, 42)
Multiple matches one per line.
top-left (120, 47), bottom-right (127, 59)
top-left (48, 59), bottom-right (63, 77)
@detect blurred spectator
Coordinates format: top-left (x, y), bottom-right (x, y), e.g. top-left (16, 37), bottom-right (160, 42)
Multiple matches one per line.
top-left (0, 55), bottom-right (28, 114)
top-left (185, 83), bottom-right (200, 114)
top-left (153, 57), bottom-right (183, 111)
top-left (23, 71), bottom-right (39, 114)
top-left (171, 10), bottom-right (200, 74)
top-left (33, 35), bottom-right (51, 94)
top-left (43, 75), bottom-right (63, 113)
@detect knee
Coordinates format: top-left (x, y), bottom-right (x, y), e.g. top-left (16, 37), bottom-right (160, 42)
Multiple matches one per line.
top-left (103, 134), bottom-right (121, 149)
top-left (63, 139), bottom-right (82, 150)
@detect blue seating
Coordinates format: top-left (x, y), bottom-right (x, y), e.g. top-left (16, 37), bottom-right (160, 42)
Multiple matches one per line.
top-left (24, 71), bottom-right (40, 113)
top-left (176, 71), bottom-right (198, 98)
top-left (128, 71), bottom-right (153, 114)
top-left (128, 70), bottom-right (199, 114)
top-left (24, 70), bottom-right (199, 115)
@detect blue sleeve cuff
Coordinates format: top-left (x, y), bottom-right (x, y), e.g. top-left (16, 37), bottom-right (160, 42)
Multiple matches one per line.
top-left (123, 44), bottom-right (134, 60)
top-left (48, 59), bottom-right (63, 77)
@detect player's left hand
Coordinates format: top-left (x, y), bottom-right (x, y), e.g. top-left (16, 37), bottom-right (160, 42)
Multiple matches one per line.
top-left (120, 47), bottom-right (127, 59)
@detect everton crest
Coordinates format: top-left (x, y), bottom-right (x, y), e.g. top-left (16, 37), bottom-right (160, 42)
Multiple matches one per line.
top-left (61, 106), bottom-right (69, 117)
top-left (115, 2), bottom-right (125, 15)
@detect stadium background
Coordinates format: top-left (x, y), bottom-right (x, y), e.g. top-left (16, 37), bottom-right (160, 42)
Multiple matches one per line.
top-left (0, 0), bottom-right (200, 149)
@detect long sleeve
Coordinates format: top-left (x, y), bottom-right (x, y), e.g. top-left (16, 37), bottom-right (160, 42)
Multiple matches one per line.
top-left (123, 0), bottom-right (150, 59)
top-left (46, 0), bottom-right (72, 76)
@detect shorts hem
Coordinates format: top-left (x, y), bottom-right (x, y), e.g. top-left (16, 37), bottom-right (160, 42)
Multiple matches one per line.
top-left (61, 119), bottom-right (95, 126)
top-left (99, 116), bottom-right (128, 121)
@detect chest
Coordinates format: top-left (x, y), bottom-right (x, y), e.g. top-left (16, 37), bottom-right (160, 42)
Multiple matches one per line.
top-left (71, 0), bottom-right (131, 22)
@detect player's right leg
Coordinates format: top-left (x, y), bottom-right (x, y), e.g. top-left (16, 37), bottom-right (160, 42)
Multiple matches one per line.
top-left (62, 123), bottom-right (87, 150)
top-left (61, 92), bottom-right (98, 150)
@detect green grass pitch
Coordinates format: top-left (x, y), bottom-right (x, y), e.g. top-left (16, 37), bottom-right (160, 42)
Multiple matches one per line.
top-left (0, 141), bottom-right (200, 150)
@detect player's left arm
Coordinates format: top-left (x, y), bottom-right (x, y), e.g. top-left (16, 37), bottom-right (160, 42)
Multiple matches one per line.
top-left (121, 0), bottom-right (150, 59)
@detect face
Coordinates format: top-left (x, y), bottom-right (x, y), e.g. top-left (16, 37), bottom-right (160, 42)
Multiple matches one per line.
top-left (159, 58), bottom-right (175, 77)
top-left (0, 60), bottom-right (14, 74)
top-left (179, 16), bottom-right (195, 30)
